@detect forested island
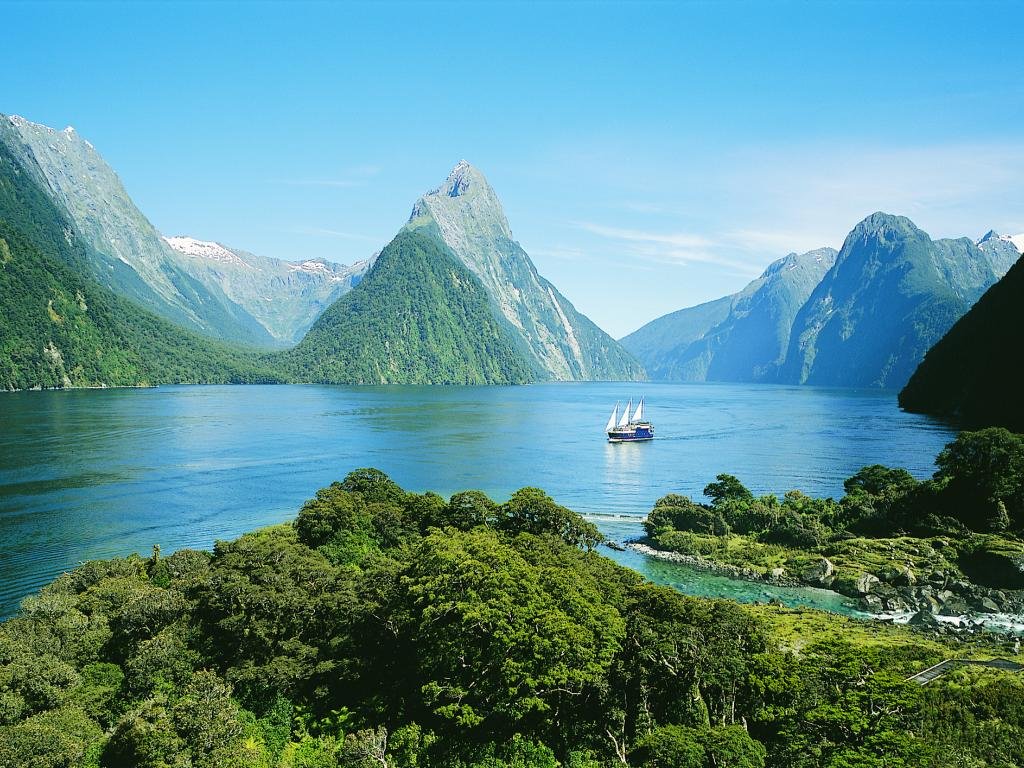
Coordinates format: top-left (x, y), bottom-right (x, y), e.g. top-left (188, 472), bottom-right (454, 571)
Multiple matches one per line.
top-left (3, 467), bottom-right (1024, 767)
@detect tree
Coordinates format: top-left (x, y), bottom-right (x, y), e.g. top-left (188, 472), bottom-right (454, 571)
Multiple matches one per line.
top-left (500, 488), bottom-right (602, 550)
top-left (704, 475), bottom-right (754, 507)
top-left (633, 724), bottom-right (705, 768)
top-left (644, 495), bottom-right (729, 537)
top-left (445, 491), bottom-right (499, 531)
top-left (935, 428), bottom-right (1024, 530)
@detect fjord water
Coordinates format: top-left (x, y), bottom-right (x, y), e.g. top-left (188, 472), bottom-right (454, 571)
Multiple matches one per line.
top-left (0, 383), bottom-right (956, 617)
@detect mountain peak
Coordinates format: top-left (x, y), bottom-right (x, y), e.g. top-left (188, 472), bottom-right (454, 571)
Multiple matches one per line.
top-left (850, 212), bottom-right (920, 238)
top-left (976, 229), bottom-right (1024, 255)
top-left (444, 159), bottom-right (482, 196)
top-left (408, 161), bottom-right (512, 241)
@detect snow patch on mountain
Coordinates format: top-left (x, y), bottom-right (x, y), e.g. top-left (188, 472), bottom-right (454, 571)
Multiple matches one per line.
top-left (163, 236), bottom-right (253, 268)
top-left (287, 260), bottom-right (350, 282)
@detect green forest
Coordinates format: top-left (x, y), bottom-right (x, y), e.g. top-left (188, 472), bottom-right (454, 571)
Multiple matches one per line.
top-left (281, 228), bottom-right (537, 385)
top-left (3, 465), bottom-right (1024, 767)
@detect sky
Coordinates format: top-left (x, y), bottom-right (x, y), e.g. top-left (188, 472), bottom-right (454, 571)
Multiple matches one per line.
top-left (3, 0), bottom-right (1024, 338)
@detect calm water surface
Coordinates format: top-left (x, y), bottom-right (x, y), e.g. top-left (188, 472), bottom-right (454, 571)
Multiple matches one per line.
top-left (0, 382), bottom-right (957, 617)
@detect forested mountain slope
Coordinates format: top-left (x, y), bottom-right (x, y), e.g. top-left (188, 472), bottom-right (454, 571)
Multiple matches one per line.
top-left (280, 227), bottom-right (536, 384)
top-left (779, 213), bottom-right (1000, 389)
top-left (0, 138), bottom-right (282, 390)
top-left (0, 114), bottom-right (276, 346)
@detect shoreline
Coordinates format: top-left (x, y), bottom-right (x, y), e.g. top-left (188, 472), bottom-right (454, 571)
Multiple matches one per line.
top-left (627, 540), bottom-right (1024, 635)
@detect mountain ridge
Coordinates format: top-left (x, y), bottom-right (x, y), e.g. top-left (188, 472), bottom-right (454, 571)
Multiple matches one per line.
top-left (0, 114), bottom-right (277, 346)
top-left (163, 235), bottom-right (372, 344)
top-left (777, 212), bottom-right (999, 388)
top-left (625, 212), bottom-right (1009, 390)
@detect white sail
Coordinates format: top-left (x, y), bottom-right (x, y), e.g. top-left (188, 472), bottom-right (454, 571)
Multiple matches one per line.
top-left (605, 404), bottom-right (618, 432)
top-left (617, 399), bottom-right (632, 428)
top-left (632, 398), bottom-right (644, 423)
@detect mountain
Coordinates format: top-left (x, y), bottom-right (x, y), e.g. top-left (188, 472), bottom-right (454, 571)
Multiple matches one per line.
top-left (0, 114), bottom-right (275, 346)
top-left (281, 227), bottom-right (536, 384)
top-left (618, 296), bottom-right (735, 380)
top-left (0, 136), bottom-right (282, 390)
top-left (899, 253), bottom-right (1024, 431)
top-left (164, 235), bottom-right (372, 345)
top-left (405, 161), bottom-right (643, 381)
top-left (621, 248), bottom-right (836, 381)
top-left (976, 230), bottom-right (1023, 276)
top-left (778, 213), bottom-right (1001, 389)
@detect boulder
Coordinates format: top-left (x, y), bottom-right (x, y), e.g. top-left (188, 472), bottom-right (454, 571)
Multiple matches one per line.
top-left (853, 574), bottom-right (880, 596)
top-left (938, 598), bottom-right (970, 617)
top-left (892, 568), bottom-right (917, 587)
top-left (802, 557), bottom-right (834, 587)
top-left (908, 610), bottom-right (940, 627)
top-left (860, 594), bottom-right (884, 612)
top-left (973, 597), bottom-right (1001, 614)
top-left (769, 567), bottom-right (786, 580)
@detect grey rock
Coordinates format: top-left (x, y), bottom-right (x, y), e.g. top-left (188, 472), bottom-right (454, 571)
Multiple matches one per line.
top-left (974, 597), bottom-right (1001, 614)
top-left (860, 594), bottom-right (884, 612)
top-left (854, 574), bottom-right (881, 595)
top-left (909, 610), bottom-right (940, 627)
top-left (802, 557), bottom-right (835, 587)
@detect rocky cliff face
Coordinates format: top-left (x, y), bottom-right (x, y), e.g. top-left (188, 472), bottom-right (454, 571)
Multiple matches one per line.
top-left (0, 114), bottom-right (274, 346)
top-left (406, 161), bottom-right (643, 381)
top-left (164, 236), bottom-right (372, 345)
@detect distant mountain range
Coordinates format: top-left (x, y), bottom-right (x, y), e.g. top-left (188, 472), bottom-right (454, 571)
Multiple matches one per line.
top-left (0, 114), bottom-right (641, 388)
top-left (623, 213), bottom-right (1021, 389)
top-left (5, 110), bottom-right (1018, 392)
top-left (622, 247), bottom-right (836, 382)
top-left (163, 235), bottom-right (371, 345)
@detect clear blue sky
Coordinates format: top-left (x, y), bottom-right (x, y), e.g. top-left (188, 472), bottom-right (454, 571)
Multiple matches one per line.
top-left (4, 1), bottom-right (1023, 337)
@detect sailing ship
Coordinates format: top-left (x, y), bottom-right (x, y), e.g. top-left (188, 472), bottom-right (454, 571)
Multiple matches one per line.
top-left (605, 398), bottom-right (654, 442)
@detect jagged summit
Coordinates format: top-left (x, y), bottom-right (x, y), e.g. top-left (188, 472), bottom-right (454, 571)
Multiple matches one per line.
top-left (441, 159), bottom-right (481, 197)
top-left (847, 212), bottom-right (920, 241)
top-left (977, 229), bottom-right (1024, 255)
top-left (760, 247), bottom-right (836, 279)
top-left (409, 160), bottom-right (513, 243)
top-left (7, 114), bottom-right (80, 140)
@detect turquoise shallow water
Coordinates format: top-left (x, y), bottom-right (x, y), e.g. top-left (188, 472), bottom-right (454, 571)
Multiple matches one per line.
top-left (0, 382), bottom-right (957, 617)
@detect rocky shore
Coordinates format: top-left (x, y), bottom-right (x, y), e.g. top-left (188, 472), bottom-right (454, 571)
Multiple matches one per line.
top-left (628, 539), bottom-right (1024, 635)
